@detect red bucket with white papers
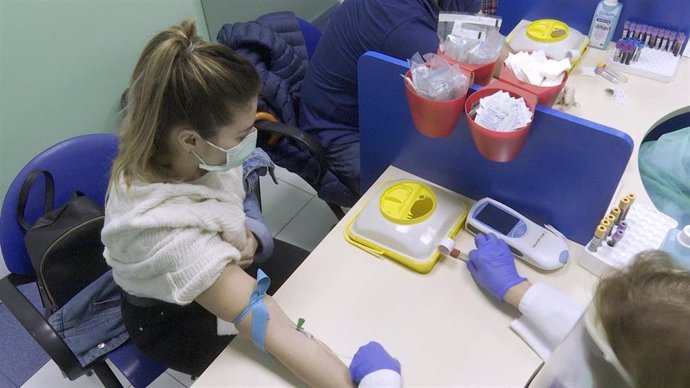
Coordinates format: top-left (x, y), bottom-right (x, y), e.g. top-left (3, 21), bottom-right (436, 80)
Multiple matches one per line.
top-left (464, 81), bottom-right (538, 162)
top-left (498, 61), bottom-right (569, 107)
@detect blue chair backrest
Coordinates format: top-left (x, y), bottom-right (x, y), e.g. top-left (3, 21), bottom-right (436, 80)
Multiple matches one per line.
top-left (0, 133), bottom-right (118, 276)
top-left (296, 17), bottom-right (321, 60)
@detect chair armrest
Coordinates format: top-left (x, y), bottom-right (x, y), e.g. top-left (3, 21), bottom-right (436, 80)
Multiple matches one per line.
top-left (0, 277), bottom-right (84, 380)
top-left (254, 120), bottom-right (329, 186)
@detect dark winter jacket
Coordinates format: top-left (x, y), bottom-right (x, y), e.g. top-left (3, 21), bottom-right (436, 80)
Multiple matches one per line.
top-left (218, 11), bottom-right (358, 207)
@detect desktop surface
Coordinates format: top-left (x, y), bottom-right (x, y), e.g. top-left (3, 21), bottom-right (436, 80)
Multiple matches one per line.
top-left (194, 46), bottom-right (690, 387)
top-left (193, 166), bottom-right (598, 387)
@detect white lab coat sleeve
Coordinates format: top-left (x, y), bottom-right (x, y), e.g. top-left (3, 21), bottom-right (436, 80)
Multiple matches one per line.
top-left (358, 369), bottom-right (402, 387)
top-left (510, 282), bottom-right (585, 360)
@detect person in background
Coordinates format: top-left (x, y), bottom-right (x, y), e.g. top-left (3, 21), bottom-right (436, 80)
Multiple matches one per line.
top-left (299, 0), bottom-right (483, 204)
top-left (638, 126), bottom-right (690, 227)
top-left (102, 20), bottom-right (376, 386)
top-left (350, 234), bottom-right (690, 387)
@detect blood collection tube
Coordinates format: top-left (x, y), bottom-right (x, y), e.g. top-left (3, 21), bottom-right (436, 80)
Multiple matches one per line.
top-left (633, 41), bottom-right (643, 62)
top-left (643, 26), bottom-right (652, 47)
top-left (622, 193), bottom-right (636, 220)
top-left (626, 193), bottom-right (636, 207)
top-left (641, 25), bottom-right (649, 42)
top-left (588, 225), bottom-right (607, 252)
top-left (595, 64), bottom-right (626, 83)
top-left (601, 218), bottom-right (613, 240)
top-left (650, 27), bottom-right (659, 48)
top-left (613, 41), bottom-right (623, 62)
top-left (621, 21), bottom-right (630, 39)
top-left (660, 30), bottom-right (669, 51)
top-left (618, 197), bottom-right (632, 222)
top-left (625, 42), bottom-right (634, 65)
top-left (668, 31), bottom-right (677, 52)
top-left (610, 207), bottom-right (622, 225)
top-left (629, 23), bottom-right (637, 39)
top-left (607, 229), bottom-right (625, 247)
top-left (676, 34), bottom-right (687, 56)
top-left (617, 220), bottom-right (628, 234)
top-left (605, 214), bottom-right (617, 236)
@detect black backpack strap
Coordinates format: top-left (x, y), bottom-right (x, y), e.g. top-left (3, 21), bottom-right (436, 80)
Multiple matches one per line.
top-left (17, 169), bottom-right (55, 231)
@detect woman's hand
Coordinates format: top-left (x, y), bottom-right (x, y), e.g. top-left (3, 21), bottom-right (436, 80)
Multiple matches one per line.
top-left (238, 229), bottom-right (258, 268)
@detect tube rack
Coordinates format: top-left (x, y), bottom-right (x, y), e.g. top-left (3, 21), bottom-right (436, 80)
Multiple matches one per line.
top-left (579, 202), bottom-right (677, 276)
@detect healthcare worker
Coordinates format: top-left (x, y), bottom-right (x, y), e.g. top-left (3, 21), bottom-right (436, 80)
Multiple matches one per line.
top-left (299, 0), bottom-right (482, 205)
top-left (350, 233), bottom-right (690, 387)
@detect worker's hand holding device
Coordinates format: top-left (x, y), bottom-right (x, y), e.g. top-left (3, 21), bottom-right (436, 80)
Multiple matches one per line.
top-left (467, 233), bottom-right (528, 300)
top-left (466, 198), bottom-right (569, 270)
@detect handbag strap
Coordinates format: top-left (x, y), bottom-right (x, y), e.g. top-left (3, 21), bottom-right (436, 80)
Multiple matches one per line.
top-left (17, 169), bottom-right (55, 231)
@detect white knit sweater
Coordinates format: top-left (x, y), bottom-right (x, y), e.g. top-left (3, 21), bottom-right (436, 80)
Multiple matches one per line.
top-left (102, 167), bottom-right (247, 305)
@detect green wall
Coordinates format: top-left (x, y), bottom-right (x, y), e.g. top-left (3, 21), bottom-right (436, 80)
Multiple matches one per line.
top-left (0, 0), bottom-right (338, 278)
top-left (0, 0), bottom-right (209, 277)
top-left (0, 0), bottom-right (209, 197)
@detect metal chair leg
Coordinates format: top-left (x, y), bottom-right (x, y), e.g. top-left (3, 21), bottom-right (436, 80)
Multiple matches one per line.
top-left (92, 362), bottom-right (124, 388)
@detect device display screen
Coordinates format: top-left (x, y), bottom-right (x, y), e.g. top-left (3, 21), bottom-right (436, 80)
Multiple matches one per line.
top-left (476, 203), bottom-right (520, 235)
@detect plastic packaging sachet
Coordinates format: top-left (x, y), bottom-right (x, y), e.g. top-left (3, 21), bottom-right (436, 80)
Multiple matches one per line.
top-left (504, 51), bottom-right (571, 86)
top-left (438, 13), bottom-right (505, 65)
top-left (407, 52), bottom-right (468, 100)
top-left (475, 91), bottom-right (533, 132)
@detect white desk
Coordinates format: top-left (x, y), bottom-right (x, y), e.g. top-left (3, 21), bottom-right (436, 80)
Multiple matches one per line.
top-left (194, 48), bottom-right (690, 387)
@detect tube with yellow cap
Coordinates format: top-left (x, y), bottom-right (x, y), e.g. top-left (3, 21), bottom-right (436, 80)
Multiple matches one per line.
top-left (588, 224), bottom-right (608, 252)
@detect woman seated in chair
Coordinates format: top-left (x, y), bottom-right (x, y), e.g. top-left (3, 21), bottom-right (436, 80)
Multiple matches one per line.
top-left (102, 20), bottom-right (354, 385)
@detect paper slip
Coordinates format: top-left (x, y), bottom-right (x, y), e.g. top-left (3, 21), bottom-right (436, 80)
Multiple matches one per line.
top-left (475, 91), bottom-right (533, 132)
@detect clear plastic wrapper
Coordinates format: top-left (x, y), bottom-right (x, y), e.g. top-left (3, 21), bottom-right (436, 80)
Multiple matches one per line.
top-left (407, 52), bottom-right (468, 100)
top-left (437, 13), bottom-right (505, 65)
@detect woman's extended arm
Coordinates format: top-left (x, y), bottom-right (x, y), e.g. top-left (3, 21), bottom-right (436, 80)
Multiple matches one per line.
top-left (196, 264), bottom-right (353, 387)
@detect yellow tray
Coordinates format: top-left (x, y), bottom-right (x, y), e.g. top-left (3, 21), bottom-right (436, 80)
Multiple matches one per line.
top-left (344, 180), bottom-right (468, 273)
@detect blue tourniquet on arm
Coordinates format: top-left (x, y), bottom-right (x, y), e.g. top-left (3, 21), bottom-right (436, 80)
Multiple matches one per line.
top-left (231, 269), bottom-right (271, 352)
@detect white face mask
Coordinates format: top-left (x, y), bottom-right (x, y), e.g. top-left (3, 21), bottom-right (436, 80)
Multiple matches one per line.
top-left (193, 128), bottom-right (257, 172)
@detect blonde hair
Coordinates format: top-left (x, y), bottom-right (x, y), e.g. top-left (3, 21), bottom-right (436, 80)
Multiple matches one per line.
top-left (595, 250), bottom-right (690, 387)
top-left (111, 19), bottom-right (261, 187)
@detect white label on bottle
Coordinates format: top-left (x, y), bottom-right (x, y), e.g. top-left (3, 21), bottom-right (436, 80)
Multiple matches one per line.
top-left (591, 18), bottom-right (611, 46)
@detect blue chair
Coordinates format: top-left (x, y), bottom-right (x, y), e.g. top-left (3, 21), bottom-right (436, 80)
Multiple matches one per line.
top-left (0, 133), bottom-right (166, 387)
top-left (296, 16), bottom-right (322, 60)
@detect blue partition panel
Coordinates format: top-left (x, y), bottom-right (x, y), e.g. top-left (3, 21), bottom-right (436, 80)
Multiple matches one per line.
top-left (358, 51), bottom-right (633, 245)
top-left (498, 0), bottom-right (690, 48)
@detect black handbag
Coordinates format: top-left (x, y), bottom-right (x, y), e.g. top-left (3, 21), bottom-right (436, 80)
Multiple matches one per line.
top-left (17, 169), bottom-right (110, 315)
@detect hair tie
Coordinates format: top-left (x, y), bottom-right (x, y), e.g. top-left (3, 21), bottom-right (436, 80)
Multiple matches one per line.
top-left (185, 42), bottom-right (197, 55)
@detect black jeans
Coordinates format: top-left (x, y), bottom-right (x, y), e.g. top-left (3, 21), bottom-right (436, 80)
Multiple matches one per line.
top-left (121, 298), bottom-right (232, 376)
top-left (120, 240), bottom-right (309, 376)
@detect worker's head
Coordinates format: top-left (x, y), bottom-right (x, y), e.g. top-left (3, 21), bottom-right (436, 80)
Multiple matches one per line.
top-left (112, 19), bottom-right (261, 186)
top-left (595, 250), bottom-right (690, 387)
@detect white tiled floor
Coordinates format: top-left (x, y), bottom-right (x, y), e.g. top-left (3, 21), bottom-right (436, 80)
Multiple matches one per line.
top-left (21, 166), bottom-right (341, 388)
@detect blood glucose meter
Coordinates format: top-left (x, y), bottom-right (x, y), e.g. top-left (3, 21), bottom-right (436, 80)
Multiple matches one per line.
top-left (466, 197), bottom-right (569, 270)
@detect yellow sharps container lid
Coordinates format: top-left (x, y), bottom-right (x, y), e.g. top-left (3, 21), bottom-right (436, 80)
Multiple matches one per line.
top-left (526, 19), bottom-right (570, 43)
top-left (379, 181), bottom-right (436, 225)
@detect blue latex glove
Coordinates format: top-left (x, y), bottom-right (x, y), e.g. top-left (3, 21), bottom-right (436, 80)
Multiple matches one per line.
top-left (349, 341), bottom-right (401, 383)
top-left (467, 233), bottom-right (527, 301)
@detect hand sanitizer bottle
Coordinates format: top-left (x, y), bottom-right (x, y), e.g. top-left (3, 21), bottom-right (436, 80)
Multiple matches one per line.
top-left (588, 0), bottom-right (623, 49)
top-left (661, 225), bottom-right (690, 270)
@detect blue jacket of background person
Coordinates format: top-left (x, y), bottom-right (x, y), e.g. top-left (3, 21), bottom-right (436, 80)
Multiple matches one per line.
top-left (298, 0), bottom-right (481, 193)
